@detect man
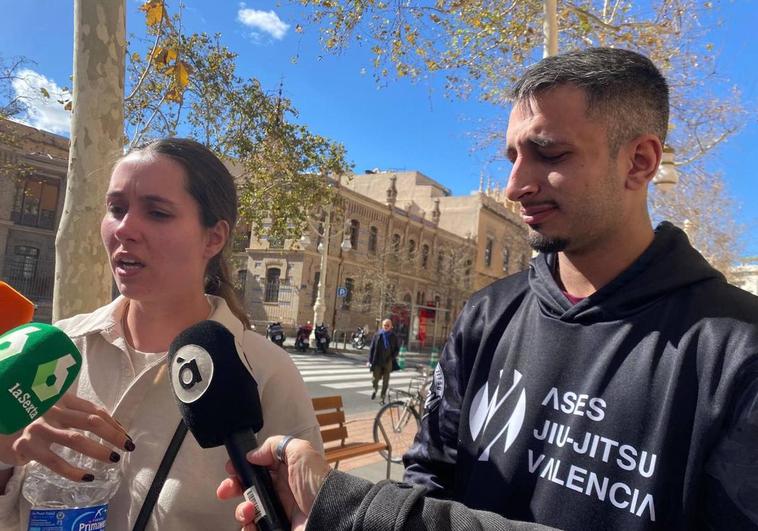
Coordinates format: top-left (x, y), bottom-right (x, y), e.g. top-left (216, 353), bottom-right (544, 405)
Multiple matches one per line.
top-left (368, 319), bottom-right (400, 403)
top-left (402, 47), bottom-right (758, 530)
top-left (219, 48), bottom-right (757, 530)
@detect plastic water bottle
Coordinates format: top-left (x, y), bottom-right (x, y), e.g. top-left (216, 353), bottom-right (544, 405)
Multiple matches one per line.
top-left (22, 444), bottom-right (120, 531)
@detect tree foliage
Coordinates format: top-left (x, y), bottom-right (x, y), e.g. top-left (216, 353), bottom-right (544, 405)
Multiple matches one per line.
top-left (296, 0), bottom-right (748, 271)
top-left (126, 0), bottom-right (351, 241)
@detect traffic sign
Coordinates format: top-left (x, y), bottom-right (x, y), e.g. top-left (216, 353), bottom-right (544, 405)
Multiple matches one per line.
top-left (337, 287), bottom-right (348, 298)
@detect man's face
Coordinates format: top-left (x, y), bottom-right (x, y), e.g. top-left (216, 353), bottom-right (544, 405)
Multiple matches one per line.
top-left (505, 84), bottom-right (627, 255)
top-left (382, 320), bottom-right (393, 331)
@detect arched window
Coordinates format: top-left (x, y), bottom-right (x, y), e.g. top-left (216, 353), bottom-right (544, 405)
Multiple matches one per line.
top-left (349, 219), bottom-right (360, 250)
top-left (484, 237), bottom-right (493, 267)
top-left (392, 233), bottom-right (401, 254)
top-left (502, 248), bottom-right (510, 273)
top-left (421, 244), bottom-right (430, 268)
top-left (264, 268), bottom-right (281, 302)
top-left (408, 239), bottom-right (416, 259)
top-left (368, 226), bottom-right (378, 253)
top-left (436, 251), bottom-right (444, 274)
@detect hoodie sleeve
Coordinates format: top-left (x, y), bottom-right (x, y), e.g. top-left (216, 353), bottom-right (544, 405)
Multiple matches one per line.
top-left (402, 304), bottom-right (473, 497)
top-left (703, 357), bottom-right (758, 528)
top-left (307, 470), bottom-right (555, 531)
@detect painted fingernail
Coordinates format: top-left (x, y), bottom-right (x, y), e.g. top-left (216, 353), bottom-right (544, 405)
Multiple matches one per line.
top-left (109, 452), bottom-right (121, 463)
top-left (124, 438), bottom-right (136, 452)
top-left (82, 474), bottom-right (95, 482)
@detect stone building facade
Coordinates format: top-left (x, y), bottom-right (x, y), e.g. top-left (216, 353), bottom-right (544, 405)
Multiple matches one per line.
top-left (242, 170), bottom-right (531, 351)
top-left (0, 120), bottom-right (68, 323)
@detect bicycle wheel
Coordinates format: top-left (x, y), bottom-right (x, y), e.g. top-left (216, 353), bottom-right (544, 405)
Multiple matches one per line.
top-left (373, 401), bottom-right (421, 463)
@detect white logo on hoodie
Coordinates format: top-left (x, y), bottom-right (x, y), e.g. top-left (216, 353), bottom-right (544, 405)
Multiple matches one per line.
top-left (469, 369), bottom-right (526, 461)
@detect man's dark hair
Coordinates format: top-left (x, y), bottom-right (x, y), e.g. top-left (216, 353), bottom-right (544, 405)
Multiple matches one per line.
top-left (511, 47), bottom-right (670, 152)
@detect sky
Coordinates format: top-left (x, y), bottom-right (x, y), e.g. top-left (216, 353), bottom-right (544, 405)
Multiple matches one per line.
top-left (1, 0), bottom-right (755, 256)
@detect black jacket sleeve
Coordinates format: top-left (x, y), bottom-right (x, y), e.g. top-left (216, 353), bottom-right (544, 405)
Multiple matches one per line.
top-left (307, 470), bottom-right (556, 531)
top-left (401, 303), bottom-right (475, 497)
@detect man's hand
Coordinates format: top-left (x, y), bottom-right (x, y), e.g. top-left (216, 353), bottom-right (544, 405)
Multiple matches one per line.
top-left (0, 392), bottom-right (133, 483)
top-left (217, 436), bottom-right (331, 531)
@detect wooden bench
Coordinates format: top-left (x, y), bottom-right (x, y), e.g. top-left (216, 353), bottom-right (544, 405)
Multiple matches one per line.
top-left (312, 395), bottom-right (392, 479)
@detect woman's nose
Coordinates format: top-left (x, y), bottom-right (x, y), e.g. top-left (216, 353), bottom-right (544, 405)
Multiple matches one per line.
top-left (113, 212), bottom-right (141, 242)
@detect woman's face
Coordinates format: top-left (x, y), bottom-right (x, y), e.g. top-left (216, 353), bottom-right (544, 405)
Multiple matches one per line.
top-left (101, 153), bottom-right (227, 305)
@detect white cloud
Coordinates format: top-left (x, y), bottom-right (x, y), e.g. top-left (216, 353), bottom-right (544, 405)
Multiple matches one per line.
top-left (237, 4), bottom-right (290, 40)
top-left (12, 69), bottom-right (71, 135)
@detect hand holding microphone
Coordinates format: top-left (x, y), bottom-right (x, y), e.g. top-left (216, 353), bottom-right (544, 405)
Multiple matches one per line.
top-left (217, 435), bottom-right (330, 531)
top-left (0, 323), bottom-right (133, 481)
top-left (168, 320), bottom-right (290, 531)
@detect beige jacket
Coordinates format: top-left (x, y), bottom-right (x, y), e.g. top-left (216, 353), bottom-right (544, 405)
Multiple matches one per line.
top-left (0, 295), bottom-right (322, 530)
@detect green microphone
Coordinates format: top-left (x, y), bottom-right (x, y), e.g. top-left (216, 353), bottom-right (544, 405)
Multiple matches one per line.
top-left (0, 323), bottom-right (82, 434)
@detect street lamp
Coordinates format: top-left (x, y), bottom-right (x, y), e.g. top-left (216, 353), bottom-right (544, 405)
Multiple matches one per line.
top-left (309, 213), bottom-right (352, 347)
top-left (653, 146), bottom-right (678, 193)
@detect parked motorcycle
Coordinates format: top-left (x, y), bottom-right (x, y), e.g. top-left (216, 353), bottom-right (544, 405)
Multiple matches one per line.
top-left (266, 321), bottom-right (285, 347)
top-left (314, 323), bottom-right (330, 353)
top-left (350, 326), bottom-right (368, 349)
top-left (294, 323), bottom-right (312, 352)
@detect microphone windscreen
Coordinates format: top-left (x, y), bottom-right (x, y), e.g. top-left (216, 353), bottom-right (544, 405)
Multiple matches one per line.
top-left (168, 320), bottom-right (263, 448)
top-left (0, 282), bottom-right (35, 335)
top-left (0, 323), bottom-right (82, 434)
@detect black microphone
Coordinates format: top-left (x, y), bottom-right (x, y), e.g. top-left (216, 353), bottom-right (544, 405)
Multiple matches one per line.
top-left (167, 320), bottom-right (289, 531)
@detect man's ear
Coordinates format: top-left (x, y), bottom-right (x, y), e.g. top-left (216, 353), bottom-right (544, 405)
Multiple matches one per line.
top-left (205, 220), bottom-right (230, 259)
top-left (624, 134), bottom-right (662, 191)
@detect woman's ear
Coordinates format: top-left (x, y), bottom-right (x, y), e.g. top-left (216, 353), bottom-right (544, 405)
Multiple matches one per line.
top-left (624, 134), bottom-right (662, 191)
top-left (204, 220), bottom-right (230, 259)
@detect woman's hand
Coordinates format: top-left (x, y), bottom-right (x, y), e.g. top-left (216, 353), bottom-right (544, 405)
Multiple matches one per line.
top-left (0, 392), bottom-right (133, 482)
top-left (217, 436), bottom-right (330, 531)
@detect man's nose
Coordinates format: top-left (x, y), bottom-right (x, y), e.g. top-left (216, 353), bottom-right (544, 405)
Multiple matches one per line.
top-left (505, 157), bottom-right (539, 202)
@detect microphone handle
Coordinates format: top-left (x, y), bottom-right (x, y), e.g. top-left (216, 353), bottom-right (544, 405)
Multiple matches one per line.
top-left (226, 430), bottom-right (290, 531)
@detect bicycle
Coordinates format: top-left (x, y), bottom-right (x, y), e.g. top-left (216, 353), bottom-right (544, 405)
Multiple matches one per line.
top-left (372, 365), bottom-right (432, 463)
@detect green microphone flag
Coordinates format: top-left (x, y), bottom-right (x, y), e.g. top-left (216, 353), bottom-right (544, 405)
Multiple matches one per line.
top-left (0, 323), bottom-right (82, 434)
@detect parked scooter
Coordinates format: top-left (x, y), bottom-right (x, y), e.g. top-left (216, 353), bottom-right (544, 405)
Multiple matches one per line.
top-left (295, 322), bottom-right (312, 352)
top-left (350, 326), bottom-right (368, 349)
top-left (314, 323), bottom-right (330, 353)
top-left (266, 321), bottom-right (285, 347)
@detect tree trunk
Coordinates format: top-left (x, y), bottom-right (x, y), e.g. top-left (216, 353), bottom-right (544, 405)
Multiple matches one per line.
top-left (54, 0), bottom-right (125, 321)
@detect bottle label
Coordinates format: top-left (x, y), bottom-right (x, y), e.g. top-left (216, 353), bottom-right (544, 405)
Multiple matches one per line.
top-left (28, 503), bottom-right (108, 531)
top-left (242, 485), bottom-right (267, 523)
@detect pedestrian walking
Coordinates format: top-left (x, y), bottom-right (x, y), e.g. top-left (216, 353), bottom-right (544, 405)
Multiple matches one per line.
top-left (367, 319), bottom-right (400, 404)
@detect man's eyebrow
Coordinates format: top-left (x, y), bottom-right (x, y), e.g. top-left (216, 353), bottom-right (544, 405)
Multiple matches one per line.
top-left (529, 136), bottom-right (571, 148)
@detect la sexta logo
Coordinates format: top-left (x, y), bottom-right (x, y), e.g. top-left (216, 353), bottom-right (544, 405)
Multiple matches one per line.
top-left (469, 369), bottom-right (526, 461)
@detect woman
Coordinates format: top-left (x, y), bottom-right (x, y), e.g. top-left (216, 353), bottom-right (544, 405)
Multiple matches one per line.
top-left (0, 138), bottom-right (322, 529)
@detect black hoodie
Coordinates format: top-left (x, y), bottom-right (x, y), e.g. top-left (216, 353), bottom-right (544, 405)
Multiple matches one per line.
top-left (404, 222), bottom-right (758, 530)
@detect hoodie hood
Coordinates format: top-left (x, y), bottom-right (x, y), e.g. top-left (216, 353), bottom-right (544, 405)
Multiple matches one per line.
top-left (529, 221), bottom-right (725, 323)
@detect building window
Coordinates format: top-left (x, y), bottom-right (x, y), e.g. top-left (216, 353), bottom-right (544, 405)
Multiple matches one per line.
top-left (436, 251), bottom-right (444, 274)
top-left (264, 268), bottom-right (281, 302)
top-left (484, 237), bottom-right (493, 267)
top-left (12, 178), bottom-right (59, 229)
top-left (502, 248), bottom-right (510, 273)
top-left (464, 259), bottom-right (472, 288)
top-left (236, 269), bottom-right (247, 295)
top-left (392, 233), bottom-right (401, 254)
top-left (362, 282), bottom-right (373, 311)
top-left (349, 220), bottom-right (360, 250)
top-left (421, 244), bottom-right (430, 269)
top-left (13, 246), bottom-right (39, 280)
top-left (368, 226), bottom-right (378, 254)
top-left (408, 239), bottom-right (416, 259)
top-left (311, 271), bottom-right (320, 306)
top-left (342, 277), bottom-right (354, 309)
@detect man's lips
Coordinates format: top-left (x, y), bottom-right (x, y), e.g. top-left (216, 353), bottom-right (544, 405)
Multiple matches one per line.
top-left (520, 203), bottom-right (558, 225)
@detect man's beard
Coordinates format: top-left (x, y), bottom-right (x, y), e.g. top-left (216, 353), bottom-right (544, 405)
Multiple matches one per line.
top-left (527, 227), bottom-right (568, 253)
